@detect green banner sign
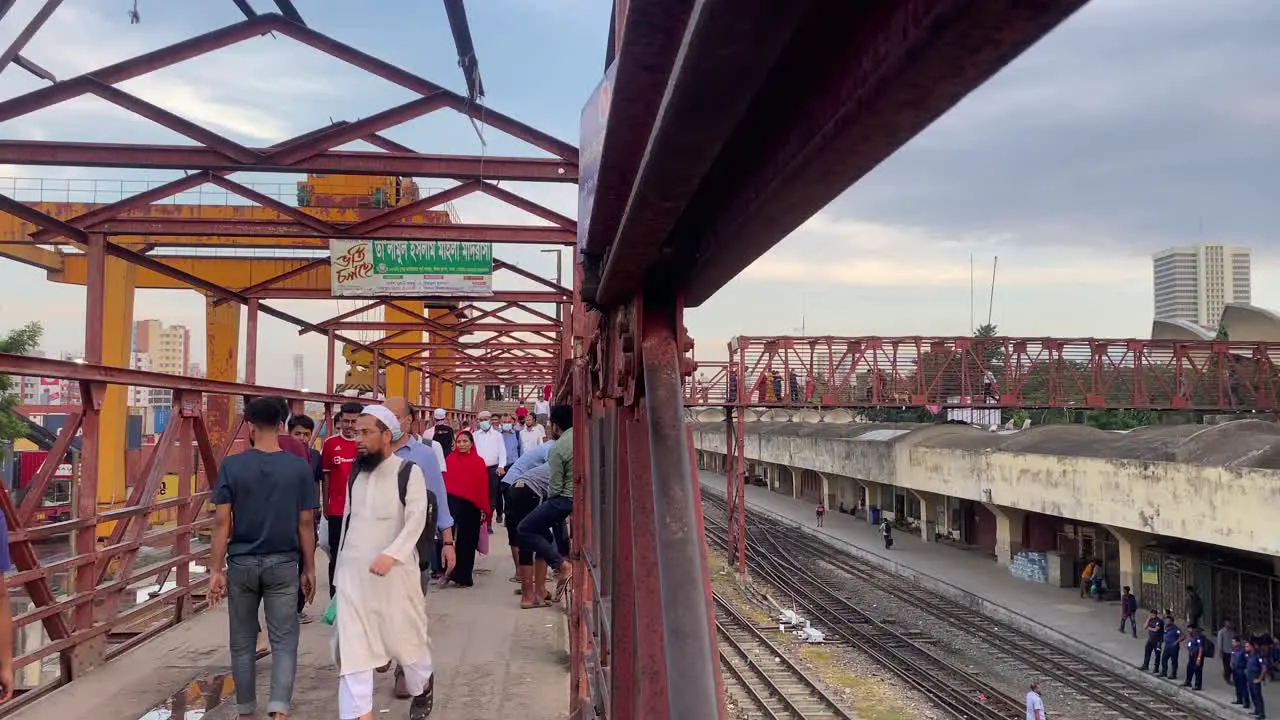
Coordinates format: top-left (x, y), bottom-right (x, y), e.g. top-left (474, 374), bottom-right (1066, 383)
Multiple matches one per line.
top-left (330, 239), bottom-right (493, 297)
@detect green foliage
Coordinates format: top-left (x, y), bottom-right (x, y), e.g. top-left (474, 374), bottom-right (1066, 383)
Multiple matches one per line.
top-left (974, 323), bottom-right (999, 338)
top-left (1215, 322), bottom-right (1229, 340)
top-left (0, 322), bottom-right (44, 442)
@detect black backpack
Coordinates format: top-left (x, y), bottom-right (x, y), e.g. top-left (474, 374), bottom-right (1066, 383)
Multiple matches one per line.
top-left (344, 459), bottom-right (439, 571)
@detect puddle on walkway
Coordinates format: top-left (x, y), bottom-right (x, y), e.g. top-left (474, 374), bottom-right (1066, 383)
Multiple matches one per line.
top-left (137, 673), bottom-right (234, 719)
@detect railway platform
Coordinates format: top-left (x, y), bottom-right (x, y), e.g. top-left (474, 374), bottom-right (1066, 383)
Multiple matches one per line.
top-left (701, 473), bottom-right (1241, 719)
top-left (9, 551), bottom-right (569, 720)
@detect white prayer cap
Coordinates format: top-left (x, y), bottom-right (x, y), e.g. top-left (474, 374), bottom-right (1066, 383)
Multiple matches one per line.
top-left (433, 408), bottom-right (447, 420)
top-left (361, 405), bottom-right (400, 435)
top-left (478, 410), bottom-right (492, 419)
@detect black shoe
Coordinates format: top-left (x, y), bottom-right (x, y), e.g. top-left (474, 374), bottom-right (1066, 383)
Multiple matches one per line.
top-left (409, 677), bottom-right (434, 719)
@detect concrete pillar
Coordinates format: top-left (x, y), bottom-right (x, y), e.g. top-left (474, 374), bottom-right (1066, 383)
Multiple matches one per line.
top-left (858, 480), bottom-right (887, 525)
top-left (818, 471), bottom-right (830, 507)
top-left (984, 503), bottom-right (1026, 566)
top-left (1103, 525), bottom-right (1155, 594)
top-left (912, 490), bottom-right (943, 543)
top-left (788, 466), bottom-right (799, 499)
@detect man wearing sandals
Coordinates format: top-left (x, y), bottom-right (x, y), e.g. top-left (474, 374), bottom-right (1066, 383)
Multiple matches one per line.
top-left (335, 407), bottom-right (435, 720)
top-left (500, 441), bottom-right (560, 608)
top-left (516, 405), bottom-right (575, 601)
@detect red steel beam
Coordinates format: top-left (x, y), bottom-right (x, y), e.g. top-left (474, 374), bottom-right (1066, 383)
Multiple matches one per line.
top-left (0, 0), bottom-right (64, 79)
top-left (79, 217), bottom-right (574, 244)
top-left (0, 141), bottom-right (577, 181)
top-left (272, 289), bottom-right (567, 303)
top-left (328, 322), bottom-right (560, 333)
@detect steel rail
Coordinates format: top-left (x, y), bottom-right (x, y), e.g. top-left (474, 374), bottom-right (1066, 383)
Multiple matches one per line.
top-left (745, 510), bottom-right (1221, 720)
top-left (712, 591), bottom-right (855, 720)
top-left (701, 509), bottom-right (1015, 720)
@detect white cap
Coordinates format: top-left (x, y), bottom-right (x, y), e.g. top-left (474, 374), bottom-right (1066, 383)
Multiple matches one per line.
top-left (361, 405), bottom-right (400, 435)
top-left (433, 408), bottom-right (447, 420)
top-left (478, 410), bottom-right (492, 419)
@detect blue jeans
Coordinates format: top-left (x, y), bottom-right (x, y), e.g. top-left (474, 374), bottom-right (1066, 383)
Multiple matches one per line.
top-left (518, 496), bottom-right (573, 571)
top-left (227, 553), bottom-right (301, 716)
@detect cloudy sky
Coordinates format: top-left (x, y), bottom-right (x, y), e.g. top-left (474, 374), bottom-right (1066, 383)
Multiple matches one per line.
top-left (0, 0), bottom-right (1276, 389)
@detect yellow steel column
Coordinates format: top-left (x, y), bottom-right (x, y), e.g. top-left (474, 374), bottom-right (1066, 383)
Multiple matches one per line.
top-left (97, 255), bottom-right (136, 528)
top-left (383, 301), bottom-right (423, 402)
top-left (204, 295), bottom-right (241, 452)
top-left (428, 308), bottom-right (461, 409)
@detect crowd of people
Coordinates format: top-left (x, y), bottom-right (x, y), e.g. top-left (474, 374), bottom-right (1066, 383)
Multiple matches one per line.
top-left (205, 394), bottom-right (575, 719)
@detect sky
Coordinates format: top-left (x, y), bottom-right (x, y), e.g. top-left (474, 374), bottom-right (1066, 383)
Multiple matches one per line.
top-left (0, 0), bottom-right (1276, 389)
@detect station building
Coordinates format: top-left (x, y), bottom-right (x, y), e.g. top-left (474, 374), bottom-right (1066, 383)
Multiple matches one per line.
top-left (691, 415), bottom-right (1280, 637)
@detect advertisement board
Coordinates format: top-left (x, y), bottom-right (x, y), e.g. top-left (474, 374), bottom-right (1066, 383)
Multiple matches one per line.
top-left (329, 239), bottom-right (493, 297)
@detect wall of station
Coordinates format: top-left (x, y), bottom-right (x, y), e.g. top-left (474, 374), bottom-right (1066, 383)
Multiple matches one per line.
top-left (691, 424), bottom-right (1280, 560)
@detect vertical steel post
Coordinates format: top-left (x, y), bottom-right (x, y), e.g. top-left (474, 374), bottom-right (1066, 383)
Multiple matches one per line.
top-left (326, 330), bottom-right (336, 394)
top-left (174, 391), bottom-right (196, 621)
top-left (245, 298), bottom-right (259, 385)
top-left (640, 295), bottom-right (721, 718)
top-left (734, 341), bottom-right (747, 574)
top-left (372, 350), bottom-right (381, 401)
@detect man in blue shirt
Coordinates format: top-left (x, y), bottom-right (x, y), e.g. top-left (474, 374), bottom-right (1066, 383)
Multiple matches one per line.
top-left (499, 413), bottom-right (521, 469)
top-left (1245, 639), bottom-right (1267, 718)
top-left (1183, 626), bottom-right (1205, 690)
top-left (1231, 636), bottom-right (1252, 710)
top-left (0, 511), bottom-right (13, 703)
top-left (1161, 617), bottom-right (1185, 680)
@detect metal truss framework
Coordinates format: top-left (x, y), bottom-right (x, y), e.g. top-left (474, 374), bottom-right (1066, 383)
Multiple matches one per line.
top-left (571, 2), bottom-right (1101, 718)
top-left (0, 10), bottom-right (578, 392)
top-left (696, 335), bottom-right (1280, 575)
top-left (0, 6), bottom-right (574, 709)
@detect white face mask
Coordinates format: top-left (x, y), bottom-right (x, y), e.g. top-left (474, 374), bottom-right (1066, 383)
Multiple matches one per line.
top-left (479, 420), bottom-right (491, 431)
top-left (502, 423), bottom-right (513, 431)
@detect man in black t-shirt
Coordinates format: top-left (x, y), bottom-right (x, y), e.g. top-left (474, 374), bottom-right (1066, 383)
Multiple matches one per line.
top-left (210, 397), bottom-right (320, 719)
top-left (429, 407), bottom-right (454, 457)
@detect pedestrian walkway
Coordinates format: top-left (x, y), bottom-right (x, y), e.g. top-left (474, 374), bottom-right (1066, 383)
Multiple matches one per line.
top-left (12, 551), bottom-right (569, 720)
top-left (700, 473), bottom-right (1240, 719)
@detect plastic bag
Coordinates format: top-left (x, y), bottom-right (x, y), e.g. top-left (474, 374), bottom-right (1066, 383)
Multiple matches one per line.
top-left (322, 596), bottom-right (338, 625)
top-left (318, 519), bottom-right (331, 555)
top-left (477, 525), bottom-right (490, 556)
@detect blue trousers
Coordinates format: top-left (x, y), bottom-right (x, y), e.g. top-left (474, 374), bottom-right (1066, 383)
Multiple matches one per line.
top-left (1183, 658), bottom-right (1202, 689)
top-left (227, 553), bottom-right (300, 717)
top-left (1249, 680), bottom-right (1264, 717)
top-left (1161, 647), bottom-right (1180, 678)
top-left (518, 495), bottom-right (573, 571)
top-left (1234, 671), bottom-right (1251, 707)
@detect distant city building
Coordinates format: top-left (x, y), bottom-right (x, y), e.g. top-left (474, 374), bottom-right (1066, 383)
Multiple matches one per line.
top-left (292, 354), bottom-right (305, 390)
top-left (132, 320), bottom-right (190, 376)
top-left (1152, 243), bottom-right (1251, 331)
top-left (187, 362), bottom-right (204, 378)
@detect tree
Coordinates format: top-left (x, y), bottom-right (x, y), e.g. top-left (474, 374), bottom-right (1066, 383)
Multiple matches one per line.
top-left (0, 322), bottom-right (44, 442)
top-left (1215, 322), bottom-right (1229, 341)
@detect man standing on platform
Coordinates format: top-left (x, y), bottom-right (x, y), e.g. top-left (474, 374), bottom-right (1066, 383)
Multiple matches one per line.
top-left (323, 401), bottom-right (365, 597)
top-left (470, 410), bottom-right (507, 526)
top-left (335, 407), bottom-right (435, 720)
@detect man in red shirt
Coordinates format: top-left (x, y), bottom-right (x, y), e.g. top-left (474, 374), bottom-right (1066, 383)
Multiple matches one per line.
top-left (321, 401), bottom-right (364, 597)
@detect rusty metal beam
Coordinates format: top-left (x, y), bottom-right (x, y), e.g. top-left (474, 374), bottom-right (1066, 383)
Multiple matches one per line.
top-left (328, 321), bottom-right (559, 333)
top-left (230, 0), bottom-right (257, 18)
top-left (0, 141), bottom-right (576, 181)
top-left (442, 0), bottom-right (484, 101)
top-left (273, 0), bottom-right (305, 25)
top-left (268, 289), bottom-right (567, 303)
top-left (0, 0), bottom-right (64, 79)
top-left (77, 218), bottom-right (574, 244)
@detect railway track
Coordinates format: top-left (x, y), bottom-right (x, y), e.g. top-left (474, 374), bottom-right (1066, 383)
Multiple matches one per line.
top-left (702, 491), bottom-right (1222, 720)
top-left (714, 591), bottom-right (854, 719)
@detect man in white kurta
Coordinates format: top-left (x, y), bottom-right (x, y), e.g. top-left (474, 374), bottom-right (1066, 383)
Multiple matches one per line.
top-left (337, 407), bottom-right (434, 720)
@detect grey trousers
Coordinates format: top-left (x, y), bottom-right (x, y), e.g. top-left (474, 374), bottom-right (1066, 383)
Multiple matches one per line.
top-left (227, 553), bottom-right (301, 716)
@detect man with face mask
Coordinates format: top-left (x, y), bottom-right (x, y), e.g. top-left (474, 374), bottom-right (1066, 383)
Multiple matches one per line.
top-left (336, 406), bottom-right (435, 720)
top-left (470, 410), bottom-right (507, 525)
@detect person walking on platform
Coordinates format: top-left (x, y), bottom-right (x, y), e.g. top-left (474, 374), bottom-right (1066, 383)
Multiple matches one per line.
top-left (427, 408), bottom-right (454, 457)
top-left (441, 430), bottom-right (491, 588)
top-left (1161, 616), bottom-right (1185, 680)
top-left (1231, 637), bottom-right (1253, 711)
top-left (1140, 609), bottom-right (1164, 672)
top-left (879, 518), bottom-right (893, 550)
top-left (815, 502), bottom-right (825, 527)
top-left (1118, 586), bottom-right (1138, 637)
top-left (1219, 620), bottom-right (1237, 683)
top-left (334, 407), bottom-right (435, 720)
top-left (1245, 639), bottom-right (1267, 719)
top-left (471, 411), bottom-right (507, 527)
top-left (1183, 625), bottom-right (1206, 691)
top-left (209, 397), bottom-right (319, 720)
top-left (323, 401), bottom-right (365, 598)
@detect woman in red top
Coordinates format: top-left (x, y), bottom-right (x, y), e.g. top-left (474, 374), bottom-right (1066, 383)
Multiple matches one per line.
top-left (442, 431), bottom-right (491, 587)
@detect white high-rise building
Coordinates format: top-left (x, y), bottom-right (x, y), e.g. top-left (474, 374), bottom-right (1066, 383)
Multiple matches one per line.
top-left (1152, 243), bottom-right (1251, 331)
top-left (292, 354), bottom-right (305, 390)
